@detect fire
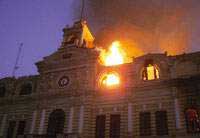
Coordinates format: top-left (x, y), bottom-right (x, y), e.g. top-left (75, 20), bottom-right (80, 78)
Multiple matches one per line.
top-left (100, 41), bottom-right (125, 66)
top-left (101, 72), bottom-right (120, 87)
top-left (98, 41), bottom-right (131, 88)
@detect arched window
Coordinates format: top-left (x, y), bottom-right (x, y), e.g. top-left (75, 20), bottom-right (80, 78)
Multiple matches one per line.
top-left (66, 35), bottom-right (78, 45)
top-left (0, 84), bottom-right (6, 97)
top-left (185, 108), bottom-right (200, 133)
top-left (47, 109), bottom-right (65, 136)
top-left (100, 72), bottom-right (120, 87)
top-left (19, 83), bottom-right (32, 95)
top-left (142, 60), bottom-right (159, 80)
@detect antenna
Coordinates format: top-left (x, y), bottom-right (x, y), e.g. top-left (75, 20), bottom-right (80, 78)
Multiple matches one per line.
top-left (80, 0), bottom-right (85, 20)
top-left (12, 43), bottom-right (23, 77)
top-left (102, 0), bottom-right (105, 24)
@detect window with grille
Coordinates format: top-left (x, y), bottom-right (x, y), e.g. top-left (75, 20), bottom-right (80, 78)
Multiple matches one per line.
top-left (155, 111), bottom-right (168, 135)
top-left (95, 115), bottom-right (106, 138)
top-left (139, 112), bottom-right (151, 136)
top-left (110, 114), bottom-right (120, 138)
top-left (17, 121), bottom-right (26, 135)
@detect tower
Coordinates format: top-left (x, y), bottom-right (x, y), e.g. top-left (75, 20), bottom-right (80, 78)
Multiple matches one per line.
top-left (61, 20), bottom-right (94, 48)
top-left (36, 20), bottom-right (97, 75)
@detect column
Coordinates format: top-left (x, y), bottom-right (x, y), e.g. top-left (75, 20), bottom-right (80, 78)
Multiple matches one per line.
top-left (128, 103), bottom-right (133, 133)
top-left (38, 109), bottom-right (46, 134)
top-left (174, 98), bottom-right (181, 129)
top-left (0, 114), bottom-right (7, 136)
top-left (30, 111), bottom-right (37, 134)
top-left (67, 107), bottom-right (74, 133)
top-left (78, 105), bottom-right (84, 133)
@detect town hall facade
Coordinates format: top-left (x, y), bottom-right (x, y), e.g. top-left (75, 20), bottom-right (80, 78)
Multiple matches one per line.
top-left (0, 20), bottom-right (200, 138)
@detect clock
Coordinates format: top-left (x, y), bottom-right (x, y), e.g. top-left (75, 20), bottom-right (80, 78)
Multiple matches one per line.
top-left (58, 76), bottom-right (69, 87)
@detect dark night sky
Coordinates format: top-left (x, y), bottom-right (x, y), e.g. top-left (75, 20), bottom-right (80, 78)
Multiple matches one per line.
top-left (0, 0), bottom-right (75, 78)
top-left (0, 0), bottom-right (200, 78)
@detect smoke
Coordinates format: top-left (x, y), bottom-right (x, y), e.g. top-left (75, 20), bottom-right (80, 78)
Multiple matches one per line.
top-left (72, 0), bottom-right (200, 56)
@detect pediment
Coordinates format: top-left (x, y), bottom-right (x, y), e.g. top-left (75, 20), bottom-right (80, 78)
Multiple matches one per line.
top-left (36, 47), bottom-right (99, 73)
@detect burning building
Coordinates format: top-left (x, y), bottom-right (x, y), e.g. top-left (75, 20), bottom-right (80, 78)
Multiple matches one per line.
top-left (0, 20), bottom-right (200, 138)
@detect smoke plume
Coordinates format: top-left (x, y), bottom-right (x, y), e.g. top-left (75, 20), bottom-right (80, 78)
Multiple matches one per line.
top-left (72, 0), bottom-right (200, 56)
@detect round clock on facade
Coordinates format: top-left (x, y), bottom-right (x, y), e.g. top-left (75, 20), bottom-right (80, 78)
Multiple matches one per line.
top-left (58, 76), bottom-right (69, 87)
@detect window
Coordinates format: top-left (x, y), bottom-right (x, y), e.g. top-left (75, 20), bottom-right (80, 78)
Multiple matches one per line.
top-left (17, 121), bottom-right (26, 135)
top-left (7, 121), bottom-right (16, 138)
top-left (95, 115), bottom-right (106, 138)
top-left (20, 83), bottom-right (32, 95)
top-left (66, 35), bottom-right (78, 45)
top-left (187, 96), bottom-right (197, 107)
top-left (185, 108), bottom-right (200, 133)
top-left (110, 114), bottom-right (120, 138)
top-left (62, 53), bottom-right (72, 59)
top-left (155, 111), bottom-right (168, 135)
top-left (0, 84), bottom-right (6, 97)
top-left (140, 112), bottom-right (151, 136)
top-left (100, 72), bottom-right (120, 87)
top-left (142, 59), bottom-right (159, 80)
top-left (47, 109), bottom-right (65, 136)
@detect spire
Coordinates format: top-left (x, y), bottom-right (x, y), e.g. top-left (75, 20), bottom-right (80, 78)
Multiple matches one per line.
top-left (80, 0), bottom-right (85, 20)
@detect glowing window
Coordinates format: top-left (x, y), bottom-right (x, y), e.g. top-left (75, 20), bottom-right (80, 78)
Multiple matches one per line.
top-left (100, 72), bottom-right (120, 87)
top-left (142, 64), bottom-right (159, 81)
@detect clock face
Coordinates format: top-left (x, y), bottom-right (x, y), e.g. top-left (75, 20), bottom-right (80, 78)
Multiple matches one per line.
top-left (58, 76), bottom-right (69, 87)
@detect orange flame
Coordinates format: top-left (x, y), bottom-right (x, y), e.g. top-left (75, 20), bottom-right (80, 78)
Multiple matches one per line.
top-left (98, 41), bottom-right (133, 88)
top-left (100, 41), bottom-right (125, 66)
